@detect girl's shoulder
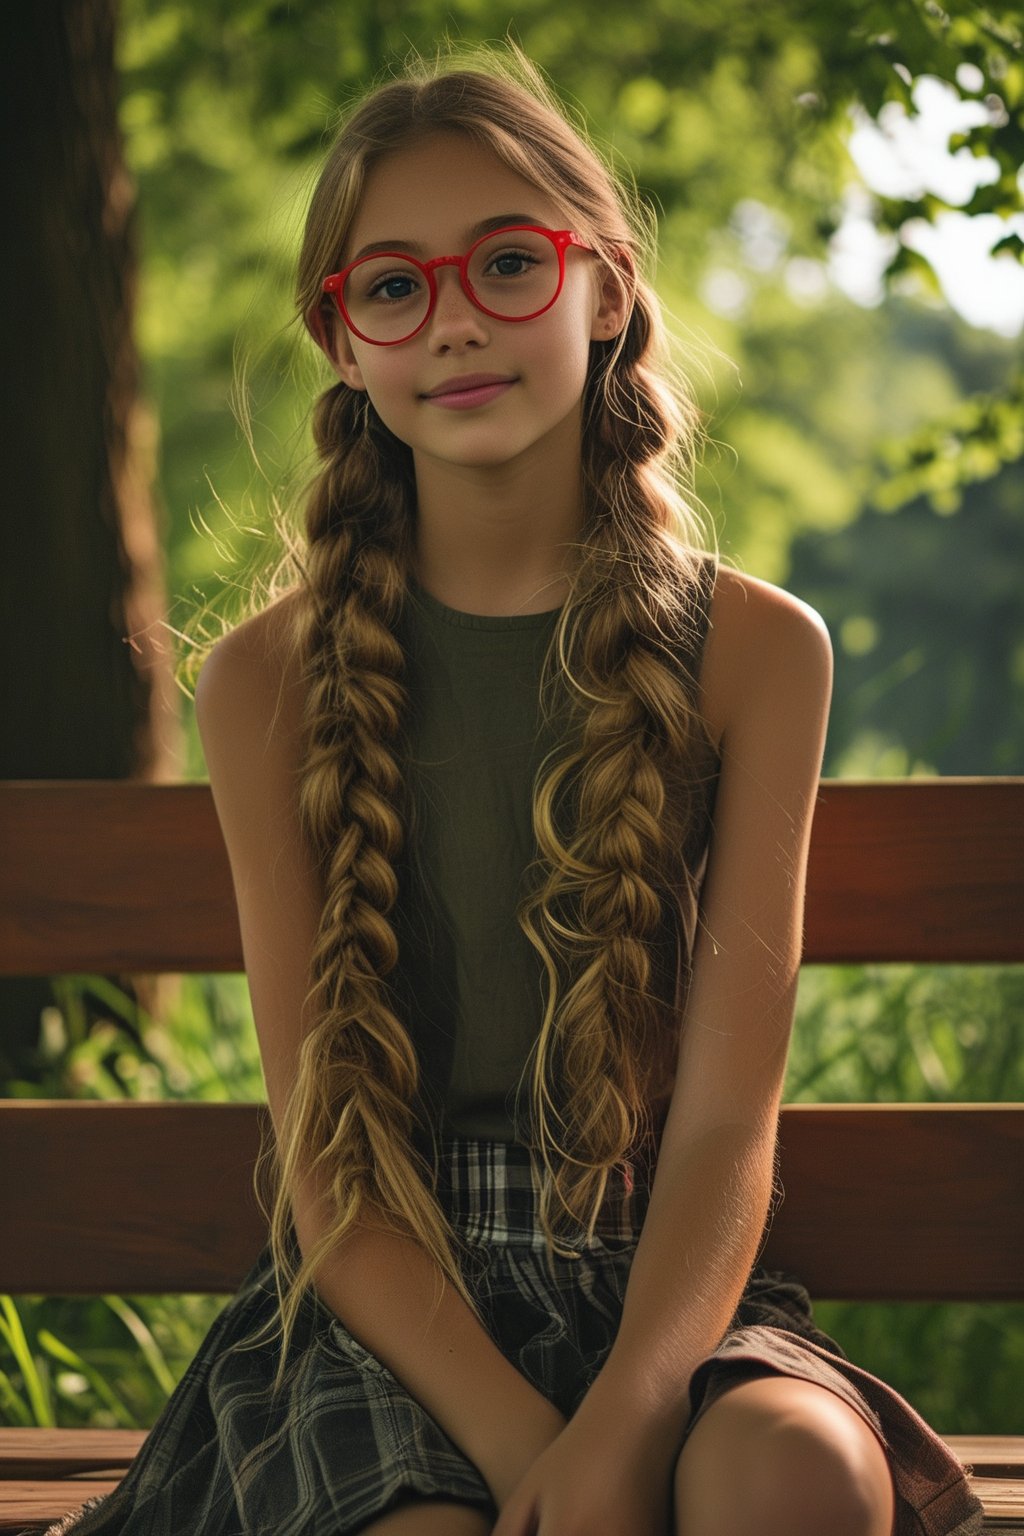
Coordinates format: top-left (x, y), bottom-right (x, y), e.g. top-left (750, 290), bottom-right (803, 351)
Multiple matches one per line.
top-left (207, 586), bottom-right (305, 672)
top-left (194, 588), bottom-right (307, 761)
top-left (698, 564), bottom-right (832, 751)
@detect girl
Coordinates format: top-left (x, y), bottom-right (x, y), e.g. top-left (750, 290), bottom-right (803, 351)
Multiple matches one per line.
top-left (43, 44), bottom-right (982, 1536)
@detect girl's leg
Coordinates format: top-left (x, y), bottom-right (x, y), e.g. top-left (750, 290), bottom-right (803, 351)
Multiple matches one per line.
top-left (673, 1375), bottom-right (897, 1536)
top-left (359, 1500), bottom-right (492, 1534)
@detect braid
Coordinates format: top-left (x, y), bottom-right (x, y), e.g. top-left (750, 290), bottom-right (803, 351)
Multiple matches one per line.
top-left (253, 385), bottom-right (491, 1393)
top-left (518, 305), bottom-right (716, 1267)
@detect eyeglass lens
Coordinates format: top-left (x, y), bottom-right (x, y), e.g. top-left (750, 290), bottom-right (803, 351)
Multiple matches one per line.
top-left (343, 229), bottom-right (562, 343)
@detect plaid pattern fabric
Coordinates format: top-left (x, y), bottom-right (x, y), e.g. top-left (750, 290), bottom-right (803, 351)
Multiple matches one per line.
top-left (38, 1135), bottom-right (982, 1536)
top-left (433, 1135), bottom-right (647, 1249)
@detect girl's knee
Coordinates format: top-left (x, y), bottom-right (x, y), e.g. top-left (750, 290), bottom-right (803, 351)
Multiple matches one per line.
top-left (673, 1375), bottom-right (896, 1536)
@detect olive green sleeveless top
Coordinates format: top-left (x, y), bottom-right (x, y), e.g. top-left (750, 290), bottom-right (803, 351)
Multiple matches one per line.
top-left (389, 563), bottom-right (720, 1144)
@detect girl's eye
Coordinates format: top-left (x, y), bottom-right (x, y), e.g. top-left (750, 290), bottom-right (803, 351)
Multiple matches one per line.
top-left (484, 248), bottom-right (540, 278)
top-left (365, 270), bottom-right (421, 303)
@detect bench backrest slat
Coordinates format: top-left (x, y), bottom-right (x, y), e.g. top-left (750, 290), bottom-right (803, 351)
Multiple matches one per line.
top-left (2, 779), bottom-right (1023, 974)
top-left (1, 1101), bottom-right (1021, 1300)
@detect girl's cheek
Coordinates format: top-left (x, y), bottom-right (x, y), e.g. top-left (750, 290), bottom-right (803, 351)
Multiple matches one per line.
top-left (353, 364), bottom-right (393, 412)
top-left (361, 376), bottom-right (414, 439)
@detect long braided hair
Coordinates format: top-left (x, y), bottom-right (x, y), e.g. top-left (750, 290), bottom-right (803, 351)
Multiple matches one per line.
top-left (245, 46), bottom-right (719, 1392)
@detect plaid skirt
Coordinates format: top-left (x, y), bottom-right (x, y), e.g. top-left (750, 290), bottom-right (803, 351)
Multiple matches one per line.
top-left (39, 1135), bottom-right (982, 1536)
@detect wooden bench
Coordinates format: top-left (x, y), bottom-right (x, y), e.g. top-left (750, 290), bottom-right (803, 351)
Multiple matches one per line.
top-left (1, 778), bottom-right (1022, 1532)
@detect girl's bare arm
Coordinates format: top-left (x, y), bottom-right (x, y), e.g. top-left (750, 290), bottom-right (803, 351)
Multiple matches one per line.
top-left (193, 598), bottom-right (564, 1508)
top-left (572, 566), bottom-right (834, 1452)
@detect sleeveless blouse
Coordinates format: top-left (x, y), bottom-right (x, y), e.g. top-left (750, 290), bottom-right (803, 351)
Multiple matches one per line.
top-left (389, 561), bottom-right (721, 1144)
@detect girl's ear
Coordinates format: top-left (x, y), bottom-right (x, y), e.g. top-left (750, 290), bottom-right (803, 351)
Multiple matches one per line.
top-left (305, 302), bottom-right (367, 392)
top-left (590, 246), bottom-right (635, 342)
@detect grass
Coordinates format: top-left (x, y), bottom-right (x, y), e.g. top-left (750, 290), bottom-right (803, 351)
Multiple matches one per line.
top-left (2, 962), bottom-right (1022, 1432)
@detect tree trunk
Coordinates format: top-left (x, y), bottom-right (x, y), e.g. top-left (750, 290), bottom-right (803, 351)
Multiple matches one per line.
top-left (0, 0), bottom-right (181, 1083)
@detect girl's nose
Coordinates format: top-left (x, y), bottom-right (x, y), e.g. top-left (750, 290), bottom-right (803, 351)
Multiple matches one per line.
top-left (425, 267), bottom-right (489, 350)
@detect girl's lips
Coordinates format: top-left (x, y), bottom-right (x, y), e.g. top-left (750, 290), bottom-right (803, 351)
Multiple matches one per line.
top-left (423, 380), bottom-right (516, 410)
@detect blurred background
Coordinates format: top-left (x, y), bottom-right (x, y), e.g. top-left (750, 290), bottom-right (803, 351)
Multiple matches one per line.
top-left (1, 0), bottom-right (1021, 1439)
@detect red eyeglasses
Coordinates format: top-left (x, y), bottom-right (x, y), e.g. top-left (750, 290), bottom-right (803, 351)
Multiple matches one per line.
top-left (321, 224), bottom-right (594, 346)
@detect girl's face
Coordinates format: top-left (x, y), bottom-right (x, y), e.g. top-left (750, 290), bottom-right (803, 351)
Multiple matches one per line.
top-left (316, 132), bottom-right (627, 480)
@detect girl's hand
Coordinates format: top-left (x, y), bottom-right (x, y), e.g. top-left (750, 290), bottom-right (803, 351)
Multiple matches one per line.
top-left (491, 1392), bottom-right (678, 1536)
top-left (485, 1395), bottom-right (569, 1511)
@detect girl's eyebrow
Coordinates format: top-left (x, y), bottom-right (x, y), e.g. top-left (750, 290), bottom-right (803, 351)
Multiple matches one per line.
top-left (352, 213), bottom-right (543, 261)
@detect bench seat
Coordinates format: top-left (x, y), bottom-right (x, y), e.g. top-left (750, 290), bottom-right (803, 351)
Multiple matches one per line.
top-left (0, 1429), bottom-right (1021, 1531)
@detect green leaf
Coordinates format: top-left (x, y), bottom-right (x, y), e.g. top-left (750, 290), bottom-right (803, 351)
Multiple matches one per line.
top-left (102, 1296), bottom-right (178, 1396)
top-left (0, 1298), bottom-right (53, 1427)
top-left (37, 1330), bottom-right (138, 1428)
top-left (992, 231), bottom-right (1024, 260)
top-left (0, 1365), bottom-right (32, 1426)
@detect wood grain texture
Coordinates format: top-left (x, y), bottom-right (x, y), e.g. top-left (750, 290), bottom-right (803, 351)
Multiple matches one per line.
top-left (805, 778), bottom-right (1024, 963)
top-left (0, 1430), bottom-right (144, 1479)
top-left (0, 782), bottom-right (239, 974)
top-left (0, 1480), bottom-right (121, 1532)
top-left (1, 778), bottom-right (1023, 973)
top-left (0, 1101), bottom-right (269, 1293)
top-left (2, 1100), bottom-right (1021, 1299)
top-left (0, 1433), bottom-right (1019, 1532)
top-left (759, 1103), bottom-right (1024, 1300)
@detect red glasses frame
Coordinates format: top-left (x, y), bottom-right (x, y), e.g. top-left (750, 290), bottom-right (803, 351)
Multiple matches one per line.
top-left (321, 224), bottom-right (594, 346)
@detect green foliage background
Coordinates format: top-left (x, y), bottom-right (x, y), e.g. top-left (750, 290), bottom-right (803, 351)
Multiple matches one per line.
top-left (4, 0), bottom-right (1022, 1441)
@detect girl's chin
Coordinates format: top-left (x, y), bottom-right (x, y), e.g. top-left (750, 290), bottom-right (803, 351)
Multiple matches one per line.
top-left (412, 437), bottom-right (540, 475)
